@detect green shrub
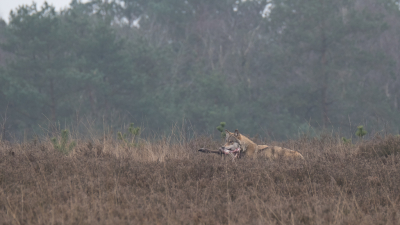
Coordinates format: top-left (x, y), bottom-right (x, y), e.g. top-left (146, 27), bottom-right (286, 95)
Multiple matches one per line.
top-left (355, 126), bottom-right (367, 139)
top-left (216, 122), bottom-right (226, 139)
top-left (342, 137), bottom-right (352, 145)
top-left (51, 129), bottom-right (76, 155)
top-left (118, 123), bottom-right (141, 147)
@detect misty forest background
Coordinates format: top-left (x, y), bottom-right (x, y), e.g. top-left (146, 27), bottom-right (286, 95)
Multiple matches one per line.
top-left (1, 0), bottom-right (400, 141)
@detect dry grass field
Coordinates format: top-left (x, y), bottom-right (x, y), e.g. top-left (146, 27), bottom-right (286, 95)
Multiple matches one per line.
top-left (0, 131), bottom-right (400, 224)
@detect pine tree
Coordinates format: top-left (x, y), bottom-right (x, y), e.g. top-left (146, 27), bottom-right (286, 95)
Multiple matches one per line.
top-left (2, 3), bottom-right (77, 126)
top-left (267, 0), bottom-right (391, 128)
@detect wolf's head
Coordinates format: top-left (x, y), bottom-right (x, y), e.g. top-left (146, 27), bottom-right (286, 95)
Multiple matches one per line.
top-left (219, 129), bottom-right (242, 158)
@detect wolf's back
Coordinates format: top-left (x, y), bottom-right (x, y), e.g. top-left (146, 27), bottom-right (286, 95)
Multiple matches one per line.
top-left (259, 145), bottom-right (304, 160)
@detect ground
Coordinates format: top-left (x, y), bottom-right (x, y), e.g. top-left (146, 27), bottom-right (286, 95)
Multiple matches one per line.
top-left (0, 134), bottom-right (399, 224)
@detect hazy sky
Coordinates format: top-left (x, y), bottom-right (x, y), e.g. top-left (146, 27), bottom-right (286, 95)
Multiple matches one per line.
top-left (0, 0), bottom-right (76, 22)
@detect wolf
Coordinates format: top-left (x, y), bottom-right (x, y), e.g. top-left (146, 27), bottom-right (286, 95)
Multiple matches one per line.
top-left (199, 129), bottom-right (304, 160)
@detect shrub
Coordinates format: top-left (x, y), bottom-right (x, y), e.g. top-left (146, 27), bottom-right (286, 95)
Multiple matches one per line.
top-left (51, 129), bottom-right (76, 155)
top-left (216, 122), bottom-right (226, 139)
top-left (358, 135), bottom-right (400, 157)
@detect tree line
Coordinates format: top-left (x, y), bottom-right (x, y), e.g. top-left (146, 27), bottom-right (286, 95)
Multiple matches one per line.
top-left (1, 0), bottom-right (400, 140)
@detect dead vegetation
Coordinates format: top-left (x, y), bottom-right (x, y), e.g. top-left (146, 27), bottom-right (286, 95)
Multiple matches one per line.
top-left (0, 132), bottom-right (399, 224)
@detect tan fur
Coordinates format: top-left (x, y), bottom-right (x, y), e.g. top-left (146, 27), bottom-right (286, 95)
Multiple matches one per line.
top-left (225, 130), bottom-right (304, 160)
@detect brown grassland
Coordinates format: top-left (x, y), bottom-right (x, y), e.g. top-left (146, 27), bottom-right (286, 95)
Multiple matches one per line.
top-left (0, 131), bottom-right (400, 224)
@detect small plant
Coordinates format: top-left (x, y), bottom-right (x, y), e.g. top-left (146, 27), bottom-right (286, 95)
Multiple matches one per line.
top-left (118, 123), bottom-right (141, 147)
top-left (117, 131), bottom-right (126, 141)
top-left (129, 123), bottom-right (141, 136)
top-left (342, 137), bottom-right (352, 145)
top-left (355, 126), bottom-right (367, 139)
top-left (216, 122), bottom-right (226, 139)
top-left (51, 129), bottom-right (76, 155)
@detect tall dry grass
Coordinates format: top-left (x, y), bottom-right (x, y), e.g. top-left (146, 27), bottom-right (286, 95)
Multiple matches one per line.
top-left (0, 131), bottom-right (399, 224)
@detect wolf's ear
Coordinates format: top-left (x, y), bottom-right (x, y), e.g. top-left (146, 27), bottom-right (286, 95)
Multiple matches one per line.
top-left (225, 129), bottom-right (233, 135)
top-left (234, 129), bottom-right (241, 139)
